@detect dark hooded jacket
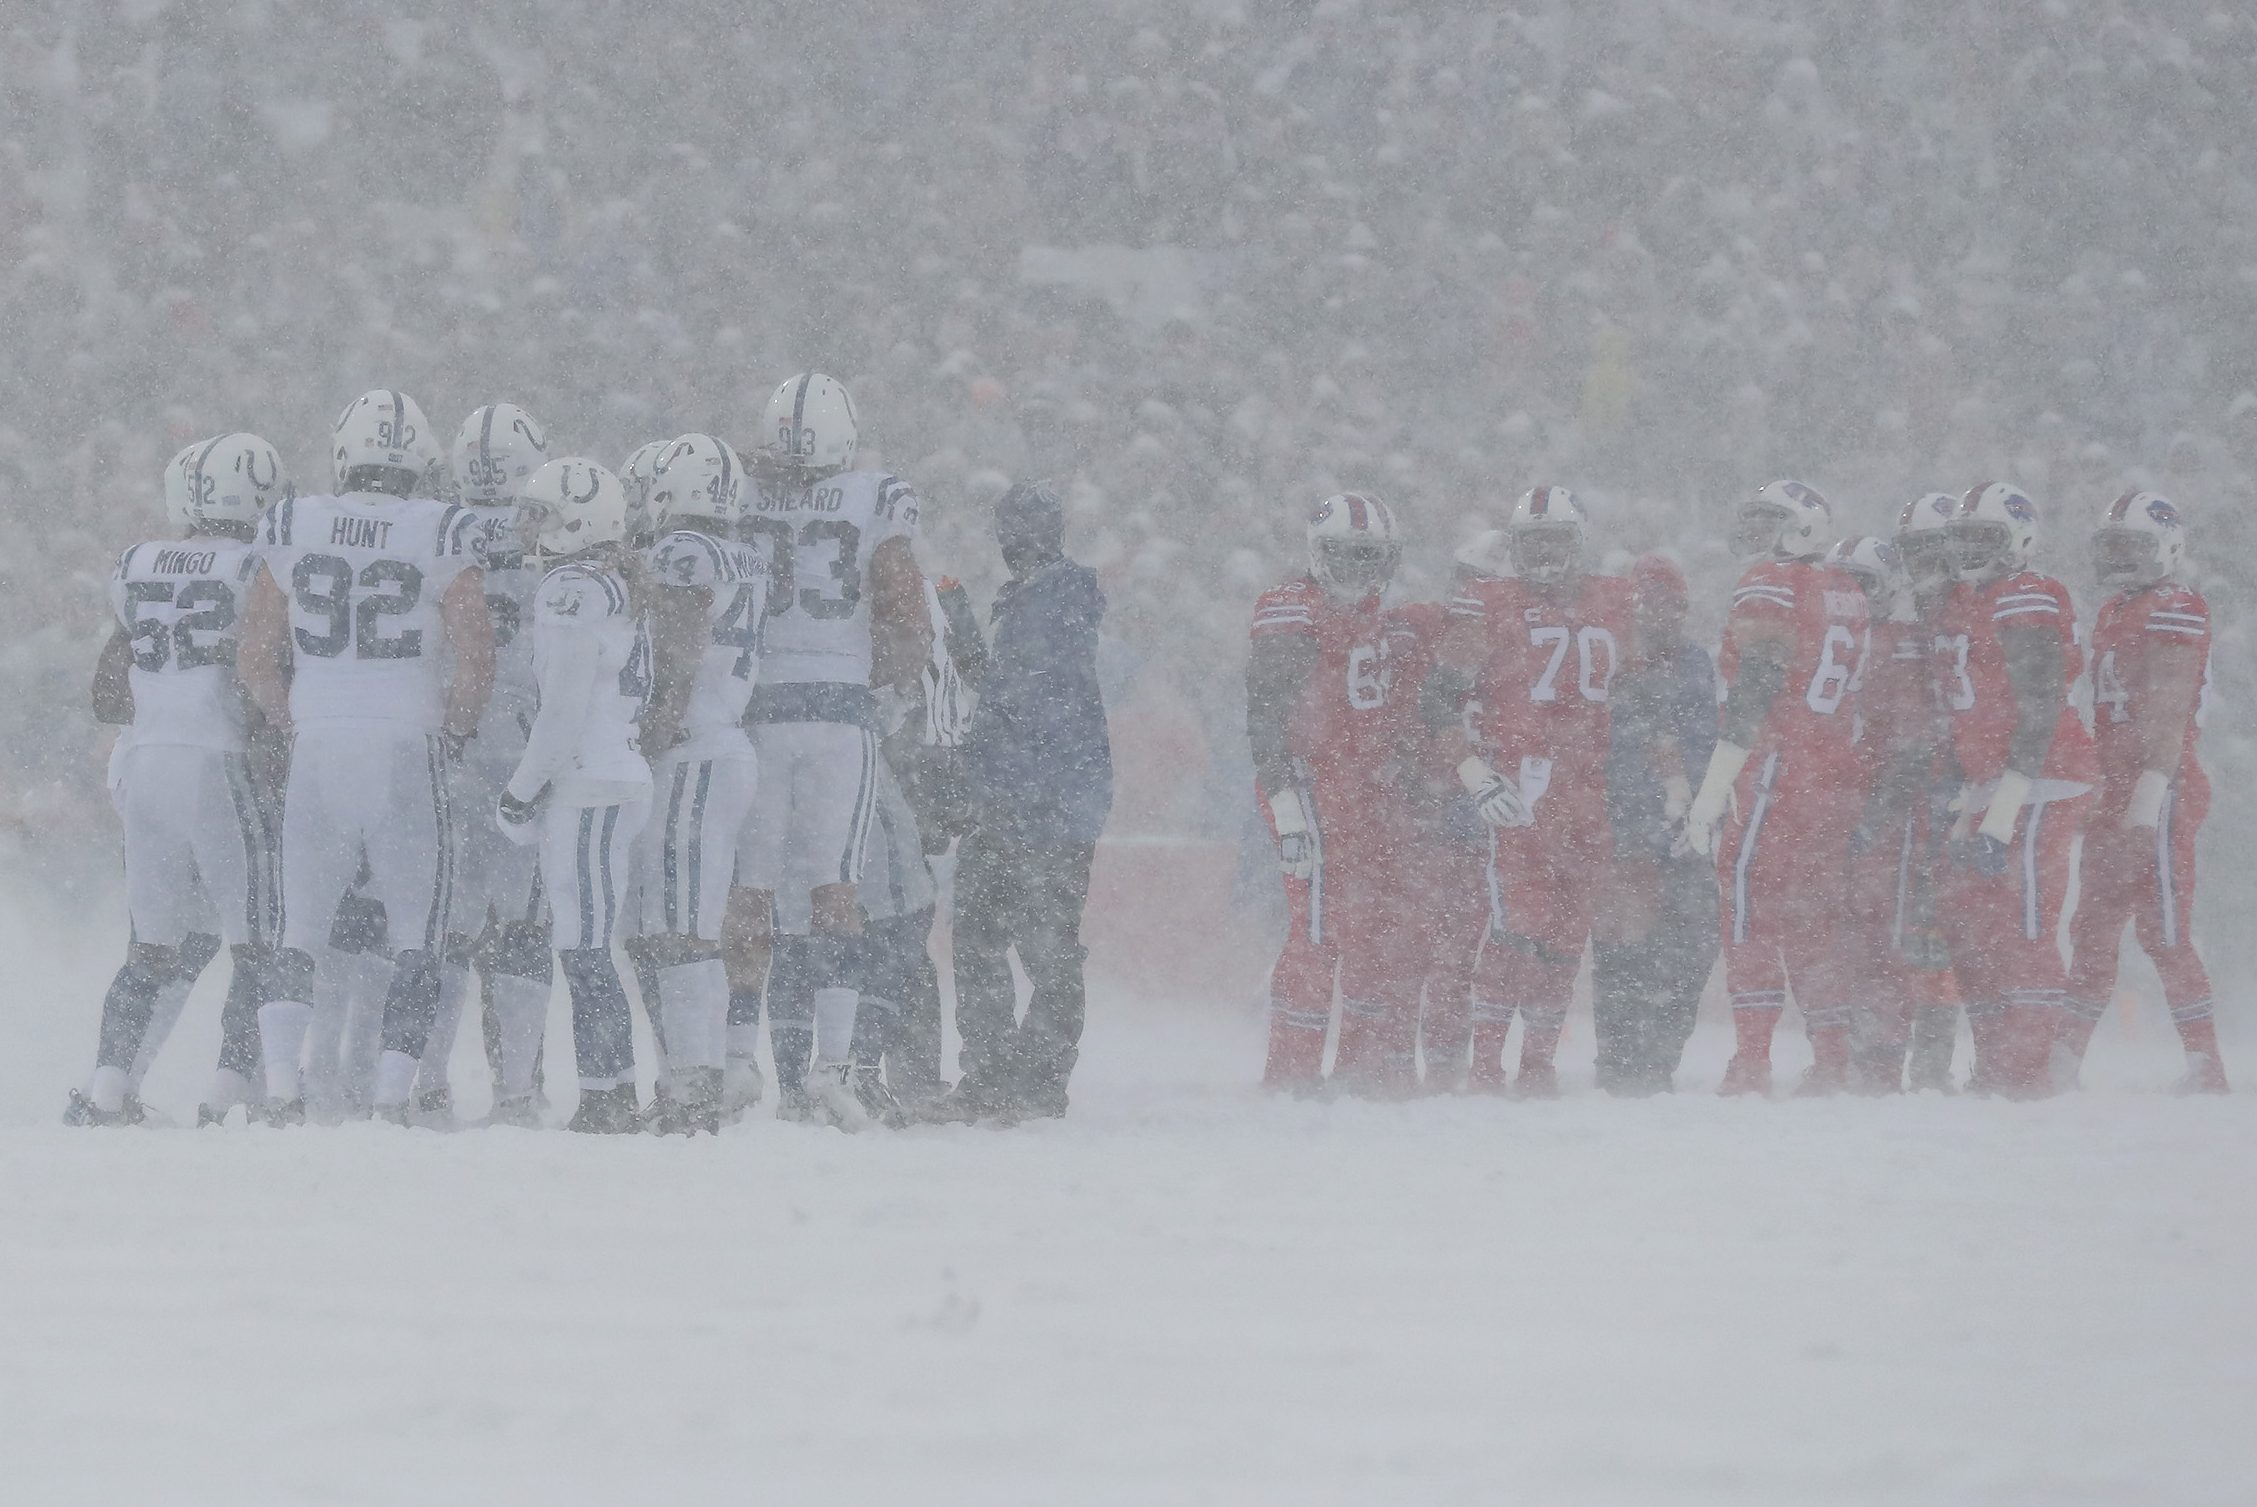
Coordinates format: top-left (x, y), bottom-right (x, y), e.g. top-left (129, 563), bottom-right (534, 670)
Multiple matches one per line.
top-left (964, 558), bottom-right (1114, 847)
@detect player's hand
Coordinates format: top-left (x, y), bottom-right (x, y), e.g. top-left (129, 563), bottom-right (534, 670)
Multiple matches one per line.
top-left (1455, 757), bottom-right (1529, 829)
top-left (496, 788), bottom-right (546, 845)
top-left (1265, 788), bottom-right (1316, 881)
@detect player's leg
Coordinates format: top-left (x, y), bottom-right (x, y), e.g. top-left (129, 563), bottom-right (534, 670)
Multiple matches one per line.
top-left (1651, 857), bottom-right (1720, 1090)
top-left (638, 754), bottom-right (757, 1133)
top-left (308, 887), bottom-right (388, 1117)
top-left (790, 723), bottom-right (879, 1128)
top-left (765, 926), bottom-right (816, 1117)
top-left (484, 913), bottom-right (553, 1126)
top-left (538, 799), bottom-right (650, 1132)
top-left (2014, 795), bottom-right (2088, 1093)
top-left (1513, 823), bottom-right (1606, 1095)
top-left (1260, 783), bottom-right (1335, 1090)
top-left (75, 750), bottom-right (193, 1123)
top-left (357, 734), bottom-right (462, 1121)
top-left (1003, 837), bottom-right (1099, 1117)
top-left (263, 735), bottom-right (365, 1117)
top-left (724, 721), bottom-right (793, 1116)
top-left (2134, 787), bottom-right (2226, 1091)
top-left (2064, 818), bottom-right (2138, 1079)
top-left (1716, 753), bottom-right (1789, 1094)
top-left (1779, 812), bottom-right (1855, 1095)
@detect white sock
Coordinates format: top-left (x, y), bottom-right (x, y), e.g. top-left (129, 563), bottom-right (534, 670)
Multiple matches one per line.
top-left (205, 1067), bottom-right (255, 1114)
top-left (257, 1000), bottom-right (316, 1103)
top-left (812, 987), bottom-right (858, 1067)
top-left (374, 1049), bottom-right (420, 1109)
top-left (303, 994), bottom-right (346, 1105)
top-left (87, 1065), bottom-right (129, 1114)
top-left (657, 959), bottom-right (728, 1074)
top-left (417, 964), bottom-right (471, 1096)
top-left (129, 975), bottom-right (196, 1091)
top-left (489, 973), bottom-right (549, 1099)
top-left (727, 1021), bottom-right (763, 1065)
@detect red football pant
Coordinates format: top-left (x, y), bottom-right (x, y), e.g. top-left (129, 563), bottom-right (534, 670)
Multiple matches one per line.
top-left (1940, 790), bottom-right (2089, 1090)
top-left (1401, 839), bottom-right (1488, 1082)
top-left (1470, 799), bottom-right (1608, 1081)
top-left (1262, 791), bottom-right (1419, 1087)
top-left (2067, 784), bottom-right (2219, 1067)
top-left (1716, 751), bottom-right (1855, 1071)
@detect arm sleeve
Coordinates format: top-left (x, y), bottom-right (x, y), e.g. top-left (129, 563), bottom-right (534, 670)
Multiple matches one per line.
top-left (1245, 631), bottom-right (1319, 795)
top-left (507, 599), bottom-right (601, 802)
top-left (1718, 636), bottom-right (1787, 747)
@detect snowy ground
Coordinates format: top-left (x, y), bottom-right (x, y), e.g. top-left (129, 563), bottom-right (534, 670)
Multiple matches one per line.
top-left (4, 898), bottom-right (2255, 1505)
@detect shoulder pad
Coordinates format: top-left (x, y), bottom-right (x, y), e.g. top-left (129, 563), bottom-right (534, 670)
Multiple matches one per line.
top-left (1252, 579), bottom-right (1321, 635)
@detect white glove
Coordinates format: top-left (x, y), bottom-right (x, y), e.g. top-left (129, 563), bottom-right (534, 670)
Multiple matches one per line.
top-left (2125, 769), bottom-right (2170, 830)
top-left (496, 788), bottom-right (546, 848)
top-left (1266, 788), bottom-right (1316, 880)
top-left (1457, 757), bottom-right (1530, 829)
top-left (1679, 740), bottom-right (1750, 858)
top-left (1977, 769), bottom-right (2033, 846)
top-left (1661, 774), bottom-right (1692, 824)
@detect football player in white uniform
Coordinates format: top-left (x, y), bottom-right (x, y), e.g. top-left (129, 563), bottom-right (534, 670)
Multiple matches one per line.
top-left (413, 402), bottom-right (553, 1126)
top-left (238, 390), bottom-right (496, 1124)
top-left (68, 435), bottom-right (290, 1126)
top-left (495, 459), bottom-right (654, 1133)
top-left (732, 373), bottom-right (934, 1128)
top-left (631, 433), bottom-right (766, 1134)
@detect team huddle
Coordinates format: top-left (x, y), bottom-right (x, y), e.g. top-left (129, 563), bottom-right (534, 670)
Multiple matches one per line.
top-left (66, 375), bottom-right (973, 1133)
top-left (1250, 478), bottom-right (2229, 1098)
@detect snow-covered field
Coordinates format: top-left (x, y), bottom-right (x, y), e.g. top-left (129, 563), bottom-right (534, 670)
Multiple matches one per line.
top-left (3, 898), bottom-right (2253, 1506)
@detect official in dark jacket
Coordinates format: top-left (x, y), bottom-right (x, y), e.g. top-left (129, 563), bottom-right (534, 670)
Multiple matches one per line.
top-left (1591, 554), bottom-right (1721, 1093)
top-left (941, 482), bottom-right (1113, 1120)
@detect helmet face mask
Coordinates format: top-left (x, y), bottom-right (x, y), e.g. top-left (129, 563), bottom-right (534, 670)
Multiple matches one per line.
top-left (1313, 538), bottom-right (1399, 597)
top-left (1898, 530), bottom-right (1953, 592)
top-left (1510, 521), bottom-right (1581, 585)
top-left (2094, 528), bottom-right (2161, 589)
top-left (1947, 519), bottom-right (2012, 581)
top-left (1731, 501), bottom-right (1792, 562)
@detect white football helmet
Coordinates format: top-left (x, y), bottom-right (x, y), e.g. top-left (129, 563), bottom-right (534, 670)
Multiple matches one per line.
top-left (1825, 535), bottom-right (1904, 608)
top-left (1305, 492), bottom-right (1400, 600)
top-left (620, 439), bottom-right (669, 538)
top-left (332, 389), bottom-right (440, 492)
top-left (450, 403), bottom-right (549, 506)
top-left (761, 372), bottom-right (859, 475)
top-left (1893, 491), bottom-right (1960, 594)
top-left (1505, 485), bottom-right (1586, 585)
top-left (1950, 481), bottom-right (2040, 582)
top-left (164, 432), bottom-right (290, 531)
top-left (648, 433), bottom-right (746, 530)
top-left (2094, 490), bottom-right (2187, 590)
top-left (517, 458), bottom-right (631, 560)
top-left (1732, 479), bottom-right (1832, 562)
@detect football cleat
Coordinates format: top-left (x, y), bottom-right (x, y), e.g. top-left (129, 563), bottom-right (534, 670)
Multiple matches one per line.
top-left (803, 1062), bottom-right (873, 1132)
top-left (61, 1090), bottom-right (123, 1127)
top-left (1717, 1056), bottom-right (1772, 1097)
top-left (850, 1064), bottom-right (911, 1130)
top-left (567, 1084), bottom-right (641, 1134)
top-left (265, 1097), bottom-right (307, 1127)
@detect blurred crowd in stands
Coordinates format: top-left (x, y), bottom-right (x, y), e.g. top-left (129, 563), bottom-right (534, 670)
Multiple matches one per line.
top-left (6, 1), bottom-right (2257, 971)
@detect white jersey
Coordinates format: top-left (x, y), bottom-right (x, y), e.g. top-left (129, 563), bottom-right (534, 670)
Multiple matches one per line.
top-left (528, 560), bottom-right (651, 806)
top-left (109, 534), bottom-right (262, 752)
top-left (258, 492), bottom-right (481, 730)
top-left (647, 527), bottom-right (766, 758)
top-left (467, 508), bottom-right (542, 755)
top-left (747, 468), bottom-right (919, 688)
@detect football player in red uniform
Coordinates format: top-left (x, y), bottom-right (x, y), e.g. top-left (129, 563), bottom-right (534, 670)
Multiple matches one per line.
top-left (1423, 487), bottom-right (1632, 1095)
top-left (1891, 493), bottom-right (1974, 1091)
top-left (1684, 481), bottom-right (1867, 1095)
top-left (1820, 535), bottom-right (1932, 1090)
top-left (1246, 493), bottom-right (1423, 1092)
top-left (2067, 492), bottom-right (2229, 1092)
top-left (1931, 482), bottom-right (2097, 1096)
top-left (1388, 532), bottom-right (1512, 1091)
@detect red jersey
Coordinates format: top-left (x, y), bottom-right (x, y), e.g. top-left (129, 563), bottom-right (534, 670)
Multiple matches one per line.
top-left (1250, 576), bottom-right (1414, 789)
top-left (1934, 571), bottom-right (2098, 789)
top-left (1718, 559), bottom-right (1868, 779)
top-left (1450, 573), bottom-right (1633, 769)
top-left (2089, 581), bottom-right (2209, 807)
